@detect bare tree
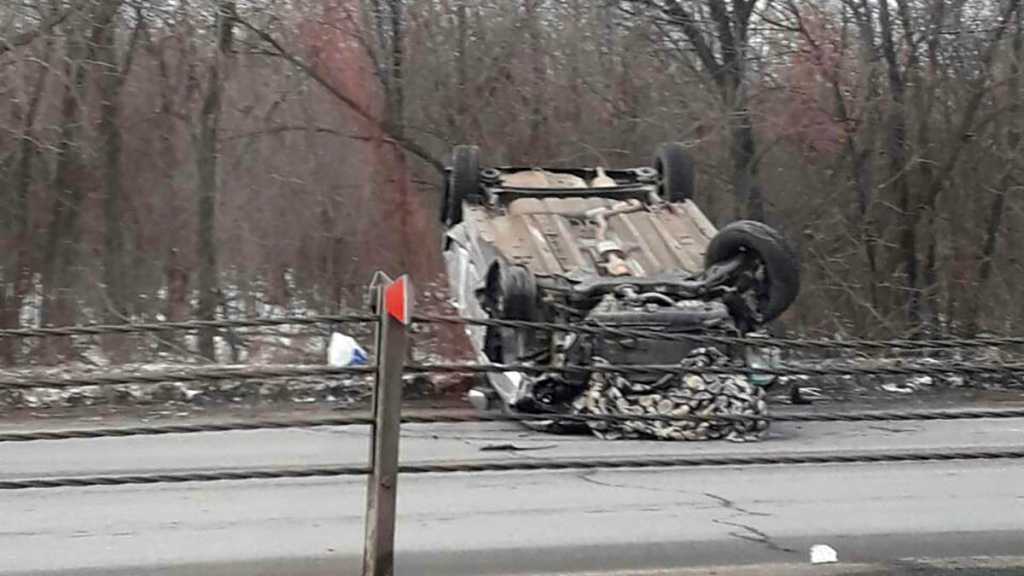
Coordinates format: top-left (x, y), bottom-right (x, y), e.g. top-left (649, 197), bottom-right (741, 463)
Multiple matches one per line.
top-left (969, 3), bottom-right (1023, 331)
top-left (40, 2), bottom-right (120, 357)
top-left (0, 2), bottom-right (74, 56)
top-left (0, 4), bottom-right (58, 362)
top-left (633, 0), bottom-right (766, 220)
top-left (195, 1), bottom-right (236, 360)
top-left (3, 0), bottom-right (1024, 366)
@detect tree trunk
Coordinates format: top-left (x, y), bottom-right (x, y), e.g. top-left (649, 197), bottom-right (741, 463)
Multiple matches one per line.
top-left (97, 0), bottom-right (132, 359)
top-left (525, 0), bottom-right (546, 161)
top-left (837, 0), bottom-right (884, 315)
top-left (968, 5), bottom-right (1022, 332)
top-left (371, 0), bottom-right (389, 89)
top-left (196, 1), bottom-right (234, 361)
top-left (387, 0), bottom-right (404, 139)
top-left (708, 0), bottom-right (761, 220)
top-left (567, 0), bottom-right (584, 128)
top-left (153, 38), bottom-right (186, 353)
top-left (876, 0), bottom-right (919, 328)
top-left (732, 116), bottom-right (763, 221)
top-left (196, 71), bottom-right (221, 361)
top-left (41, 15), bottom-right (95, 359)
top-left (838, 137), bottom-right (880, 313)
top-left (0, 30), bottom-right (55, 364)
top-left (893, 0), bottom-right (940, 329)
top-left (451, 0), bottom-right (468, 141)
top-left (166, 248), bottom-right (190, 325)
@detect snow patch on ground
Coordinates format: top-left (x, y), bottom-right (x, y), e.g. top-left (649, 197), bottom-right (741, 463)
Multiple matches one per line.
top-left (0, 362), bottom-right (375, 410)
top-left (5, 276), bottom-right (1021, 411)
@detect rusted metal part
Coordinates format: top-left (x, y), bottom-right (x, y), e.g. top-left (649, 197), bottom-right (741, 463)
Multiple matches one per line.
top-left (466, 195), bottom-right (715, 280)
top-left (501, 169), bottom-right (589, 189)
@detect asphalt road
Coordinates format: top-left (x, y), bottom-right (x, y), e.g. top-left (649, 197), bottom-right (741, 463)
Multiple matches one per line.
top-left (2, 417), bottom-right (1024, 575)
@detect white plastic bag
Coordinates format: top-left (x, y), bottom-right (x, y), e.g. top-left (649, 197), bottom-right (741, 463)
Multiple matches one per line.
top-left (327, 332), bottom-right (368, 367)
top-left (810, 544), bottom-right (838, 564)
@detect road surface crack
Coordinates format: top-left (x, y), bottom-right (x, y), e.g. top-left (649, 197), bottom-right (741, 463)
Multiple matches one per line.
top-left (703, 491), bottom-right (771, 517)
top-left (576, 471), bottom-right (693, 496)
top-left (713, 519), bottom-right (796, 554)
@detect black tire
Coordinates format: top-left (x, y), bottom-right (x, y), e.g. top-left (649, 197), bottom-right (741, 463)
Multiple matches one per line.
top-left (439, 178), bottom-right (451, 224)
top-left (705, 220), bottom-right (800, 322)
top-left (482, 264), bottom-right (536, 363)
top-left (445, 145), bottom-right (481, 226)
top-left (498, 265), bottom-right (537, 321)
top-left (654, 142), bottom-right (696, 203)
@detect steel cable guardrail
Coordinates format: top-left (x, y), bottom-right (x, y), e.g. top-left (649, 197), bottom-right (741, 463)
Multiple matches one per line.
top-left (5, 448), bottom-right (1024, 490)
top-left (0, 314), bottom-right (377, 339)
top-left (414, 314), bottom-right (1024, 351)
top-left (5, 311), bottom-right (1024, 492)
top-left (4, 408), bottom-right (1024, 443)
top-left (0, 466), bottom-right (370, 490)
top-left (2, 361), bottom-right (1024, 391)
top-left (12, 281), bottom-right (1024, 576)
top-left (405, 361), bottom-right (1024, 378)
top-left (3, 361), bottom-right (1024, 390)
top-left (1, 314), bottom-right (1021, 350)
top-left (0, 364), bottom-right (375, 390)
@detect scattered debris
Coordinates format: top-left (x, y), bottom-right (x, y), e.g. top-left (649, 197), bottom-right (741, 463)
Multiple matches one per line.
top-left (810, 544), bottom-right (838, 564)
top-left (479, 443), bottom-right (557, 452)
top-left (327, 332), bottom-right (368, 367)
top-left (908, 375), bottom-right (934, 388)
top-left (882, 382), bottom-right (918, 394)
top-left (0, 363), bottom-right (373, 411)
top-left (573, 349), bottom-right (769, 442)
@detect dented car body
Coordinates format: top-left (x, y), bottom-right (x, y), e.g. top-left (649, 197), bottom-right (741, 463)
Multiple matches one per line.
top-left (441, 144), bottom-right (799, 436)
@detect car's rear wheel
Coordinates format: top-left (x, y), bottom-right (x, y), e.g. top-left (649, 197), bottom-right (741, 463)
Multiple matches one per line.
top-left (654, 142), bottom-right (696, 203)
top-left (444, 144), bottom-right (481, 226)
top-left (704, 220), bottom-right (800, 322)
top-left (482, 264), bottom-right (536, 361)
top-left (496, 265), bottom-right (536, 322)
top-left (480, 265), bottom-right (560, 427)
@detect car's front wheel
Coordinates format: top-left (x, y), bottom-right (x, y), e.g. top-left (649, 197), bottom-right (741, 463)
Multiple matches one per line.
top-left (444, 144), bottom-right (481, 226)
top-left (704, 220), bottom-right (800, 322)
top-left (654, 142), bottom-right (696, 203)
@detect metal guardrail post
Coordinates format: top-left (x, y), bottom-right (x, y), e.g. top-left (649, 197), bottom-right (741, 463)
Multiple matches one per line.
top-left (362, 275), bottom-right (412, 576)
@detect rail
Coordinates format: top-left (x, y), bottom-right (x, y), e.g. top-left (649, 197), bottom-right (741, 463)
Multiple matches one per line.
top-left (3, 276), bottom-right (1024, 575)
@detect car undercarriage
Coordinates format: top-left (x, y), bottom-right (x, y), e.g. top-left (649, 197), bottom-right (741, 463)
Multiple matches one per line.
top-left (441, 144), bottom-right (800, 440)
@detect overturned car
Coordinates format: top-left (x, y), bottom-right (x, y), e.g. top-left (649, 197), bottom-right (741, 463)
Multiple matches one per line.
top-left (441, 144), bottom-right (800, 441)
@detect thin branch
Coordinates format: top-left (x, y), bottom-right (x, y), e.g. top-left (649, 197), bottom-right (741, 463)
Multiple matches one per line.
top-left (0, 4), bottom-right (75, 56)
top-left (119, 2), bottom-right (145, 80)
top-left (633, 0), bottom-right (725, 89)
top-left (220, 125), bottom-right (397, 144)
top-left (233, 15), bottom-right (443, 172)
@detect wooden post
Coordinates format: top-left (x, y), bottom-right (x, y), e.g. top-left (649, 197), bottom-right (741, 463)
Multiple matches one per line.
top-left (362, 275), bottom-right (412, 576)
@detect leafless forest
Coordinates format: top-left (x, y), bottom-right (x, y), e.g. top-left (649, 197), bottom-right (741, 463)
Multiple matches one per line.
top-left (1, 0), bottom-right (1022, 365)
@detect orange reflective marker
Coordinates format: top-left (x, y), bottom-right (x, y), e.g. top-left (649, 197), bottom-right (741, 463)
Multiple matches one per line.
top-left (383, 275), bottom-right (412, 325)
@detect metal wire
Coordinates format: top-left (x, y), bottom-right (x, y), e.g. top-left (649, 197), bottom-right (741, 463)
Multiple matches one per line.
top-left (414, 314), bottom-right (1024, 351)
top-left (4, 408), bottom-right (1024, 443)
top-left (3, 360), bottom-right (1023, 390)
top-left (0, 314), bottom-right (377, 339)
top-left (2, 361), bottom-right (1020, 391)
top-left (405, 361), bottom-right (1024, 378)
top-left (0, 365), bottom-right (375, 390)
top-left (395, 449), bottom-right (1024, 473)
top-left (5, 448), bottom-right (1024, 489)
top-left (0, 416), bottom-right (371, 442)
top-left (2, 313), bottom-right (1020, 352)
top-left (0, 466), bottom-right (368, 490)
